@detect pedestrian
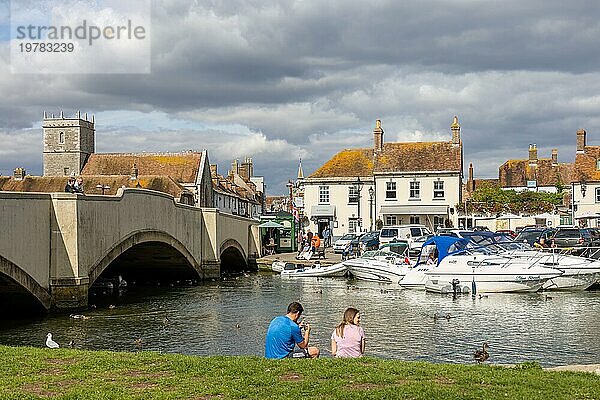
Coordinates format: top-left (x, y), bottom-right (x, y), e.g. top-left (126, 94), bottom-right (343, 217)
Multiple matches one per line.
top-left (323, 226), bottom-right (331, 247)
top-left (307, 229), bottom-right (313, 244)
top-left (310, 234), bottom-right (321, 253)
top-left (64, 177), bottom-right (75, 193)
top-left (342, 242), bottom-right (353, 260)
top-left (331, 307), bottom-right (365, 358)
top-left (74, 177), bottom-right (85, 193)
top-left (265, 302), bottom-right (320, 359)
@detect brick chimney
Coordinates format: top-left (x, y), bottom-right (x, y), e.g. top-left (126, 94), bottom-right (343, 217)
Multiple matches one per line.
top-left (467, 163), bottom-right (474, 192)
top-left (373, 119), bottom-right (384, 153)
top-left (229, 159), bottom-right (239, 178)
top-left (210, 164), bottom-right (217, 176)
top-left (13, 167), bottom-right (26, 180)
top-left (577, 129), bottom-right (587, 153)
top-left (528, 144), bottom-right (538, 163)
top-left (451, 115), bottom-right (461, 145)
top-left (551, 148), bottom-right (558, 166)
top-left (130, 163), bottom-right (138, 180)
top-left (239, 157), bottom-right (253, 181)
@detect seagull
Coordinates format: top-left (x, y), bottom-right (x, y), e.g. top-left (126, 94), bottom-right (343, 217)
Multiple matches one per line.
top-left (46, 333), bottom-right (59, 349)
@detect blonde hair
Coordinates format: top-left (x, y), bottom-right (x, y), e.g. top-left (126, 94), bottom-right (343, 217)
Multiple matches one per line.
top-left (335, 307), bottom-right (359, 338)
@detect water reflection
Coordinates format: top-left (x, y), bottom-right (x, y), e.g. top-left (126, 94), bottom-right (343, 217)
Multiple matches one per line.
top-left (0, 273), bottom-right (599, 367)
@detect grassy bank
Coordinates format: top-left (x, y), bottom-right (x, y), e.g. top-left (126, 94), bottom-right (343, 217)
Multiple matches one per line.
top-left (0, 346), bottom-right (598, 399)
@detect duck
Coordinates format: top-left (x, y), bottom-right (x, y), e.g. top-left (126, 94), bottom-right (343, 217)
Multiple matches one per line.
top-left (474, 342), bottom-right (490, 364)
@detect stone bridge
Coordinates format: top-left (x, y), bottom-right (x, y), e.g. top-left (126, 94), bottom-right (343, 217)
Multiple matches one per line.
top-left (0, 189), bottom-right (260, 313)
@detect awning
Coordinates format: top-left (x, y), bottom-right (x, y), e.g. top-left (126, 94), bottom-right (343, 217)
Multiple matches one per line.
top-left (257, 221), bottom-right (285, 228)
top-left (310, 205), bottom-right (335, 217)
top-left (379, 205), bottom-right (448, 215)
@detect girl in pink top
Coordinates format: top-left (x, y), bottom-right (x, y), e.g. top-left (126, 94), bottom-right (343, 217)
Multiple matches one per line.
top-left (331, 307), bottom-right (365, 358)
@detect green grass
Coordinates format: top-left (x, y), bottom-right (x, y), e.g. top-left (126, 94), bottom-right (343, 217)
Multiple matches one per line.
top-left (0, 345), bottom-right (599, 399)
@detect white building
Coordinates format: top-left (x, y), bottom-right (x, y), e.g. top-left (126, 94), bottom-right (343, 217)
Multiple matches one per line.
top-left (303, 118), bottom-right (464, 237)
top-left (210, 159), bottom-right (263, 219)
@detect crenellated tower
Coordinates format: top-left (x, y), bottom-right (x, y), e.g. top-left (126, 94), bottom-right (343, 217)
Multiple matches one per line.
top-left (42, 110), bottom-right (95, 176)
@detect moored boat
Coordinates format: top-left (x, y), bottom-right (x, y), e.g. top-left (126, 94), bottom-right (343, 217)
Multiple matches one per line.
top-left (344, 245), bottom-right (411, 284)
top-left (280, 261), bottom-right (347, 278)
top-left (402, 236), bottom-right (563, 293)
top-left (271, 261), bottom-right (285, 273)
top-left (459, 232), bottom-right (600, 291)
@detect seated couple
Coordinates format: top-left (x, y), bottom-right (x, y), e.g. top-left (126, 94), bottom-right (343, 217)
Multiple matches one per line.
top-left (264, 302), bottom-right (365, 359)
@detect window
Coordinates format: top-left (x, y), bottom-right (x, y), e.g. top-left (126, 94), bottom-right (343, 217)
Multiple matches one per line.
top-left (597, 160), bottom-right (600, 170)
top-left (319, 186), bottom-right (330, 204)
top-left (434, 216), bottom-right (445, 229)
top-left (433, 181), bottom-right (444, 198)
top-left (410, 181), bottom-right (420, 199)
top-left (63, 167), bottom-right (69, 176)
top-left (596, 187), bottom-right (600, 203)
top-left (386, 182), bottom-right (396, 199)
top-left (410, 227), bottom-right (422, 237)
top-left (348, 219), bottom-right (358, 233)
top-left (410, 216), bottom-right (420, 224)
top-left (348, 186), bottom-right (359, 203)
top-left (59, 132), bottom-right (65, 144)
top-left (385, 215), bottom-right (397, 226)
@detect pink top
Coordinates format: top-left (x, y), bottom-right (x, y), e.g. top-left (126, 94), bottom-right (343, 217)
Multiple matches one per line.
top-left (331, 324), bottom-right (365, 358)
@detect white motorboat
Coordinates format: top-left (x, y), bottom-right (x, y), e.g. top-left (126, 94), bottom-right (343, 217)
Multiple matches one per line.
top-left (271, 261), bottom-right (285, 273)
top-left (462, 232), bottom-right (600, 291)
top-left (402, 236), bottom-right (563, 293)
top-left (280, 261), bottom-right (347, 278)
top-left (344, 246), bottom-right (411, 284)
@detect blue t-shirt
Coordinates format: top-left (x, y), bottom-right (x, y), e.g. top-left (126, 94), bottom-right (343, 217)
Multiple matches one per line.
top-left (265, 315), bottom-right (303, 359)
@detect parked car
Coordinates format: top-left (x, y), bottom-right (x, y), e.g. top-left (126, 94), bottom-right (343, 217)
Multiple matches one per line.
top-left (379, 225), bottom-right (433, 257)
top-left (333, 233), bottom-right (359, 253)
top-left (552, 227), bottom-right (592, 249)
top-left (582, 227), bottom-right (600, 245)
top-left (379, 225), bottom-right (432, 245)
top-left (496, 229), bottom-right (517, 238)
top-left (410, 234), bottom-right (434, 256)
top-left (514, 227), bottom-right (555, 246)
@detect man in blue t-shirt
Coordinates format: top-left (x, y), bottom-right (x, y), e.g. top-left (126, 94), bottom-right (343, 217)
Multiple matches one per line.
top-left (265, 302), bottom-right (320, 359)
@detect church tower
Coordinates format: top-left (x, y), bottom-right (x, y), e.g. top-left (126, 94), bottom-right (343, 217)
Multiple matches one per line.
top-left (42, 111), bottom-right (95, 176)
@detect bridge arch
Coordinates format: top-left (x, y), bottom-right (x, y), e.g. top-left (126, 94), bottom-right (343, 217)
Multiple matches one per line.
top-left (88, 230), bottom-right (202, 286)
top-left (0, 255), bottom-right (52, 313)
top-left (219, 239), bottom-right (247, 275)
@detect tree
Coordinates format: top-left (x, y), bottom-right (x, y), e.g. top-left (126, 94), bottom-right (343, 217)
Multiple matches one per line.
top-left (458, 184), bottom-right (562, 215)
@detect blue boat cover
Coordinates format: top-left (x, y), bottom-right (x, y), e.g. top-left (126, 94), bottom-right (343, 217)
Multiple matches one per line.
top-left (417, 236), bottom-right (470, 266)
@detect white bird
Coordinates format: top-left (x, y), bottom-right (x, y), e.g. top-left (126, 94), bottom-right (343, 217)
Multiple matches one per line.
top-left (46, 333), bottom-right (59, 349)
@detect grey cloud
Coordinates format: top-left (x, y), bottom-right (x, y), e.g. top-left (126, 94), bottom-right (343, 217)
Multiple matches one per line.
top-left (3, 1), bottom-right (600, 192)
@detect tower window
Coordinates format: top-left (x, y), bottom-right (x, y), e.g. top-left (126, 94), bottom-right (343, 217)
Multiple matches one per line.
top-left (59, 132), bottom-right (65, 144)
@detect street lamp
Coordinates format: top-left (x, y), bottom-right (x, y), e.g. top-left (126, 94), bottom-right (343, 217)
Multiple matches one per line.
top-left (353, 177), bottom-right (364, 232)
top-left (368, 186), bottom-right (375, 231)
top-left (286, 180), bottom-right (294, 213)
top-left (96, 184), bottom-right (110, 195)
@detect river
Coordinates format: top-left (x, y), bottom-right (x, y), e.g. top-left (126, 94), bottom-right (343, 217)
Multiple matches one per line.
top-left (1, 273), bottom-right (599, 367)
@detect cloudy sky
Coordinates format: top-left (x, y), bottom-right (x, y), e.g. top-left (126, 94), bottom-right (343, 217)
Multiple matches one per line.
top-left (1, 1), bottom-right (600, 194)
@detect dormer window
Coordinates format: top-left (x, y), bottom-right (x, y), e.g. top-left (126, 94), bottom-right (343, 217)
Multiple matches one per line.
top-left (59, 132), bottom-right (65, 144)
